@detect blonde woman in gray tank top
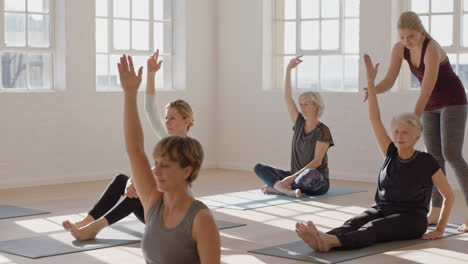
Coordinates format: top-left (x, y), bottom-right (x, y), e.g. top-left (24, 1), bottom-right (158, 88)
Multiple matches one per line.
top-left (118, 54), bottom-right (221, 264)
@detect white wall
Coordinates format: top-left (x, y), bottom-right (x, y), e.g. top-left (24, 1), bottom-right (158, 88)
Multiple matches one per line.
top-left (216, 0), bottom-right (467, 190)
top-left (1, 0), bottom-right (218, 188)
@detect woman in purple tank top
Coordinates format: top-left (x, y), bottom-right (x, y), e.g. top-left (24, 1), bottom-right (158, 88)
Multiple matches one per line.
top-left (365, 11), bottom-right (468, 232)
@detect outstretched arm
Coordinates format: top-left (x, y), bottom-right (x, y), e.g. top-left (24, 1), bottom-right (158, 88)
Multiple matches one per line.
top-left (284, 56), bottom-right (302, 124)
top-left (144, 50), bottom-right (167, 139)
top-left (422, 169), bottom-right (454, 240)
top-left (364, 54), bottom-right (392, 157)
top-left (119, 55), bottom-right (161, 213)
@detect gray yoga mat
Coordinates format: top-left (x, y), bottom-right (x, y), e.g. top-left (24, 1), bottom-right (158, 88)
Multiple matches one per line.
top-left (0, 219), bottom-right (244, 259)
top-left (0, 205), bottom-right (50, 219)
top-left (249, 223), bottom-right (462, 264)
top-left (199, 187), bottom-right (367, 210)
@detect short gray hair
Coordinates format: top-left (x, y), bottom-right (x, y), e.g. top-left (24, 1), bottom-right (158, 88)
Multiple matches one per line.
top-left (391, 113), bottom-right (422, 137)
top-left (299, 91), bottom-right (324, 118)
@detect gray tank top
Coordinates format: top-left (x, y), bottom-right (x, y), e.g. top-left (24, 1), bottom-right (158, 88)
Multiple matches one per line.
top-left (142, 199), bottom-right (208, 264)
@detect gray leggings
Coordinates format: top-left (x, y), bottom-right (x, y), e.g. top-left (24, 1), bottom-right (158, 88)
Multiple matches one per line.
top-left (422, 104), bottom-right (468, 207)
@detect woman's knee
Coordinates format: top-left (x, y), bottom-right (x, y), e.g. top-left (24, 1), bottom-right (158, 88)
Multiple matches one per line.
top-left (113, 174), bottom-right (130, 185)
top-left (295, 169), bottom-right (328, 195)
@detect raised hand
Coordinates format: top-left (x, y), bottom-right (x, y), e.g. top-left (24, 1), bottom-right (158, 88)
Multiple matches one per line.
top-left (363, 54), bottom-right (379, 84)
top-left (287, 56), bottom-right (303, 71)
top-left (147, 50), bottom-right (163, 74)
top-left (118, 55), bottom-right (143, 93)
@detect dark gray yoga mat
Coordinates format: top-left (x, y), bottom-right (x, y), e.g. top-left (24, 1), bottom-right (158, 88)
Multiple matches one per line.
top-left (0, 220), bottom-right (244, 259)
top-left (0, 205), bottom-right (50, 219)
top-left (249, 224), bottom-right (462, 264)
top-left (199, 187), bottom-right (367, 210)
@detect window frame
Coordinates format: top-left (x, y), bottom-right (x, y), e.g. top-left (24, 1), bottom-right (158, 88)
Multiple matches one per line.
top-left (0, 0), bottom-right (55, 92)
top-left (95, 0), bottom-right (175, 92)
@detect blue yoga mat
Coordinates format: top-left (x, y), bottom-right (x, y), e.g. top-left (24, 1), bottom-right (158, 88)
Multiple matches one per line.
top-left (199, 187), bottom-right (367, 210)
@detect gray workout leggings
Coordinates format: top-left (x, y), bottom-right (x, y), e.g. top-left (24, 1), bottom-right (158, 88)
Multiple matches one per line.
top-left (422, 104), bottom-right (468, 207)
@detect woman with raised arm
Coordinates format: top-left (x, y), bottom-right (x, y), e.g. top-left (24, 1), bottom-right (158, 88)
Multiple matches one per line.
top-left (61, 50), bottom-right (196, 241)
top-left (119, 55), bottom-right (220, 263)
top-left (295, 54), bottom-right (454, 252)
top-left (254, 56), bottom-right (334, 198)
top-left (365, 11), bottom-right (468, 232)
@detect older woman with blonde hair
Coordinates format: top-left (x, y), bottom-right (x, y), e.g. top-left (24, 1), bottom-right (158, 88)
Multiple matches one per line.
top-left (254, 56), bottom-right (334, 198)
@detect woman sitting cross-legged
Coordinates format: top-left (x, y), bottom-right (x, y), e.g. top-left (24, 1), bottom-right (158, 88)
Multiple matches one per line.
top-left (295, 54), bottom-right (454, 252)
top-left (254, 56), bottom-right (334, 198)
top-left (118, 55), bottom-right (220, 263)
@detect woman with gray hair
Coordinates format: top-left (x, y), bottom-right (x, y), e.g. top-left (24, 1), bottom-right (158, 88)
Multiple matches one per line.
top-left (364, 11), bottom-right (468, 232)
top-left (295, 55), bottom-right (454, 252)
top-left (254, 56), bottom-right (334, 198)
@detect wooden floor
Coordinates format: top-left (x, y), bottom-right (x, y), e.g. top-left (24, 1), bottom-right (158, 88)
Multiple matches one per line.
top-left (1, 168), bottom-right (468, 264)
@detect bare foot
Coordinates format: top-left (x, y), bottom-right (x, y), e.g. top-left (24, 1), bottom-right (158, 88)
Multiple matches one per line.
top-left (70, 218), bottom-right (108, 241)
top-left (261, 186), bottom-right (282, 195)
top-left (62, 215), bottom-right (94, 231)
top-left (458, 219), bottom-right (468, 232)
top-left (427, 207), bottom-right (441, 225)
top-left (295, 189), bottom-right (302, 199)
top-left (295, 221), bottom-right (341, 252)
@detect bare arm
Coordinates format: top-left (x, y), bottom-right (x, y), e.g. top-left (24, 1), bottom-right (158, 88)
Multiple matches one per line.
top-left (364, 55), bottom-right (392, 157)
top-left (284, 56), bottom-right (301, 124)
top-left (414, 43), bottom-right (440, 117)
top-left (119, 55), bottom-right (162, 213)
top-left (193, 209), bottom-right (221, 264)
top-left (422, 169), bottom-right (454, 240)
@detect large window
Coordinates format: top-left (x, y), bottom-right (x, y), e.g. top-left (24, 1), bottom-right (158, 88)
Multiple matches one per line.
top-left (274, 0), bottom-right (360, 91)
top-left (409, 0), bottom-right (468, 89)
top-left (96, 0), bottom-right (174, 91)
top-left (0, 0), bottom-right (53, 91)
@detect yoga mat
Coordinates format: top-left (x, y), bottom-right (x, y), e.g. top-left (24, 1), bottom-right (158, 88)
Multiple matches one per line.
top-left (199, 187), bottom-right (367, 210)
top-left (0, 220), bottom-right (244, 259)
top-left (249, 223), bottom-right (462, 264)
top-left (0, 205), bottom-right (50, 220)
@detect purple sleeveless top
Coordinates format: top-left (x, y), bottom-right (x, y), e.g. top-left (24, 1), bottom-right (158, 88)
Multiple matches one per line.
top-left (403, 38), bottom-right (467, 111)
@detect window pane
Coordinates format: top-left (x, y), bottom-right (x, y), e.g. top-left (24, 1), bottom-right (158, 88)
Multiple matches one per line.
top-left (284, 0), bottom-right (296, 20)
top-left (321, 0), bottom-right (339, 18)
top-left (283, 56), bottom-right (296, 89)
top-left (154, 22), bottom-right (172, 53)
top-left (96, 54), bottom-right (109, 89)
top-left (345, 0), bottom-right (359, 17)
top-left (5, 13), bottom-right (26, 47)
top-left (1, 52), bottom-right (28, 89)
top-left (320, 55), bottom-right (342, 91)
top-left (420, 15), bottom-right (429, 31)
top-left (96, 18), bottom-right (108, 52)
top-left (132, 21), bottom-right (149, 50)
top-left (344, 19), bottom-right (359, 53)
top-left (297, 56), bottom-right (319, 90)
top-left (301, 0), bottom-right (319, 19)
top-left (113, 19), bottom-right (130, 50)
top-left (459, 54), bottom-right (468, 89)
top-left (411, 0), bottom-right (429, 13)
top-left (154, 0), bottom-right (172, 20)
top-left (96, 0), bottom-right (108, 17)
top-left (110, 55), bottom-right (122, 88)
top-left (447, 53), bottom-right (456, 72)
top-left (284, 21), bottom-right (296, 54)
top-left (114, 0), bottom-right (130, 18)
top-left (301, 21), bottom-right (318, 50)
top-left (430, 15), bottom-right (452, 46)
top-left (28, 14), bottom-right (50, 48)
top-left (465, 0), bottom-right (468, 11)
top-left (28, 0), bottom-right (49, 13)
top-left (321, 20), bottom-right (339, 50)
top-left (132, 0), bottom-right (149, 19)
top-left (5, 0), bottom-right (26, 11)
top-left (28, 53), bottom-right (52, 89)
top-left (344, 55), bottom-right (359, 91)
top-left (431, 0), bottom-right (453, 13)
top-left (464, 15), bottom-right (468, 47)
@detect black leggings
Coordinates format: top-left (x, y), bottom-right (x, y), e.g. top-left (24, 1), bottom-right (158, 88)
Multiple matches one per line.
top-left (88, 174), bottom-right (145, 225)
top-left (326, 206), bottom-right (427, 249)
